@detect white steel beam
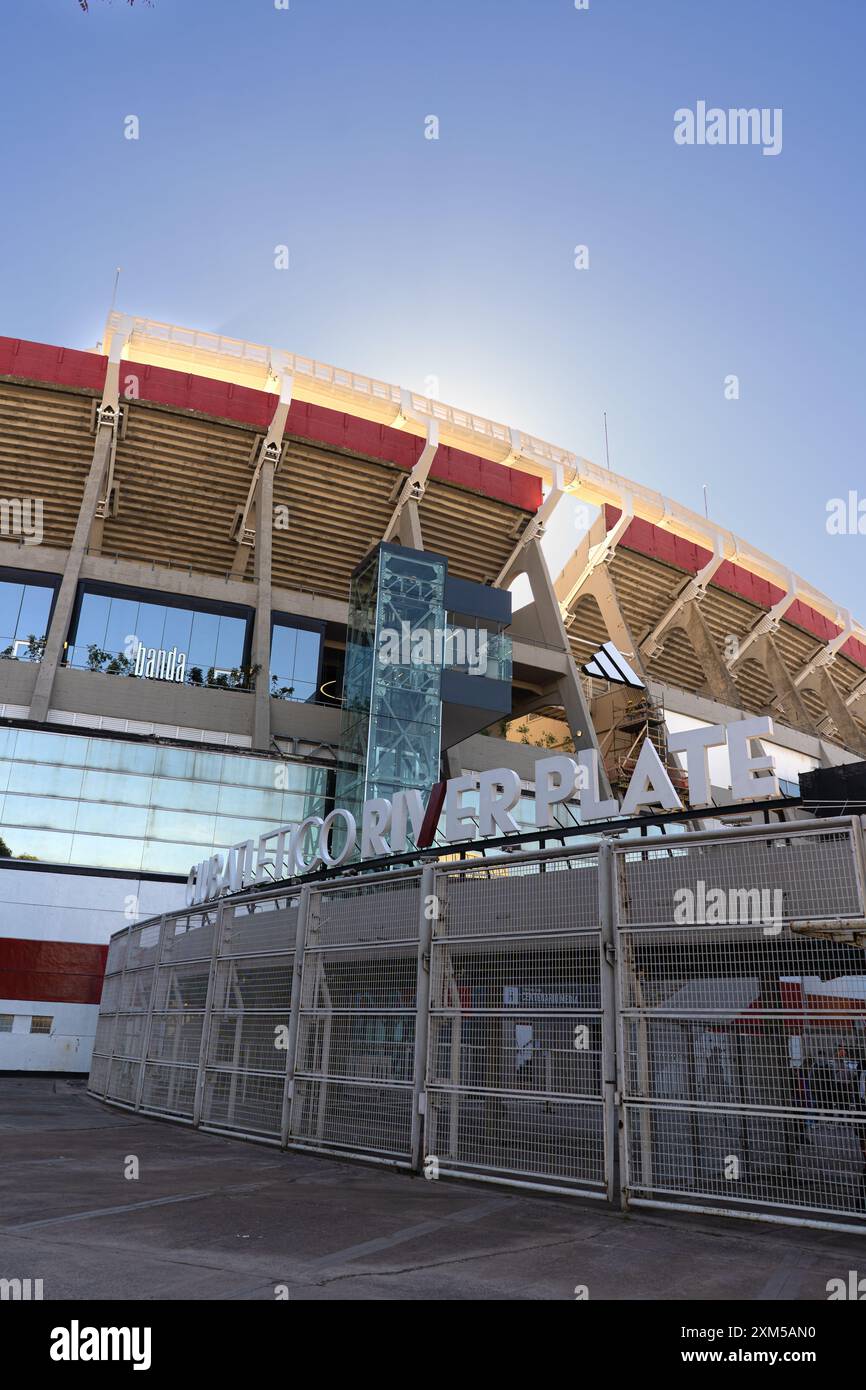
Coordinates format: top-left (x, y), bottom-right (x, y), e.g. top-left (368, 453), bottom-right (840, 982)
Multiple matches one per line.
top-left (641, 536), bottom-right (730, 660)
top-left (494, 465), bottom-right (564, 588)
top-left (383, 413), bottom-right (439, 545)
top-left (726, 574), bottom-right (797, 670)
top-left (793, 612), bottom-right (853, 688)
top-left (555, 493), bottom-right (634, 619)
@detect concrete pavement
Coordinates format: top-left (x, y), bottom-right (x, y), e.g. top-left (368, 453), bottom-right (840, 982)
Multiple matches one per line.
top-left (0, 1078), bottom-right (861, 1301)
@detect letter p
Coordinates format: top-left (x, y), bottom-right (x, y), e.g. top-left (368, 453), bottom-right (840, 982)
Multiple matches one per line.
top-left (534, 755), bottom-right (579, 829)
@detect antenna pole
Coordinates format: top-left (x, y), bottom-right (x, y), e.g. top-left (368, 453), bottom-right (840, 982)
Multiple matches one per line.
top-left (603, 411), bottom-right (610, 470)
top-left (109, 266), bottom-right (122, 317)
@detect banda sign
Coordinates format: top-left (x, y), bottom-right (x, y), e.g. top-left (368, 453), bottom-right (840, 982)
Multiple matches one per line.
top-left (134, 643), bottom-right (187, 682)
top-left (186, 716), bottom-right (782, 905)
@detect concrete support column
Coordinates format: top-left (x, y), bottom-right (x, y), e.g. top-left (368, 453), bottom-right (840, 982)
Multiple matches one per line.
top-left (503, 538), bottom-right (609, 782)
top-left (807, 668), bottom-right (866, 757)
top-left (677, 601), bottom-right (742, 709)
top-left (28, 392), bottom-right (119, 724)
top-left (396, 496), bottom-right (424, 550)
top-left (845, 677), bottom-right (866, 717)
top-left (506, 537), bottom-right (565, 647)
top-left (252, 451), bottom-right (275, 751)
top-left (241, 380), bottom-right (292, 751)
top-left (230, 491), bottom-right (256, 582)
top-left (752, 633), bottom-right (816, 735)
top-left (583, 565), bottom-right (649, 685)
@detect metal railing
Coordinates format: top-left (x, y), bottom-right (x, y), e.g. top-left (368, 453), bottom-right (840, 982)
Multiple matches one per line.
top-left (88, 815), bottom-right (866, 1230)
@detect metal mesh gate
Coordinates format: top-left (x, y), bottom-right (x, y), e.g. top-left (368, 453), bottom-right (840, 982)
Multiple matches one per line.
top-left (616, 823), bottom-right (866, 1229)
top-left (88, 816), bottom-right (866, 1231)
top-left (289, 876), bottom-right (420, 1163)
top-left (199, 894), bottom-right (299, 1138)
top-left (423, 853), bottom-right (611, 1195)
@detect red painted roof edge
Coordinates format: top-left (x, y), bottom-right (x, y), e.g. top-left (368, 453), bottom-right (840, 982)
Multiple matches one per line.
top-left (0, 334), bottom-right (542, 514)
top-left (602, 504), bottom-right (864, 670)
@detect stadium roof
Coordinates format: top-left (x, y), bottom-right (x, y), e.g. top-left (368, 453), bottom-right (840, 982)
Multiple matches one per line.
top-left (2, 312), bottom-right (864, 753)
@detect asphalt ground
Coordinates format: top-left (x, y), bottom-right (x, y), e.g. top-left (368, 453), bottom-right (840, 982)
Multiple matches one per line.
top-left (0, 1077), bottom-right (863, 1301)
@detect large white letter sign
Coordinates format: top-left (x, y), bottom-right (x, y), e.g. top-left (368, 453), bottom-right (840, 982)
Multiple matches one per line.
top-left (727, 716), bottom-right (780, 802)
top-left (390, 789), bottom-right (427, 853)
top-left (289, 816), bottom-right (325, 873)
top-left (477, 768), bottom-right (522, 836)
top-left (361, 798), bottom-right (392, 858)
top-left (620, 740), bottom-right (683, 815)
top-left (534, 755), bottom-right (579, 828)
top-left (445, 774), bottom-right (479, 843)
top-left (317, 809), bottom-right (357, 867)
top-left (667, 723), bottom-right (727, 809)
top-left (576, 749), bottom-right (618, 820)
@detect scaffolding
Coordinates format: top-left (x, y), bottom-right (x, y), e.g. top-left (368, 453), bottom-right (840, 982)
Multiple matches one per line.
top-left (601, 691), bottom-right (689, 801)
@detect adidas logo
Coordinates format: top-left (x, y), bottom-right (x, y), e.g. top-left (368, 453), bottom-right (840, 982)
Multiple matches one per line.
top-left (582, 641), bottom-right (645, 689)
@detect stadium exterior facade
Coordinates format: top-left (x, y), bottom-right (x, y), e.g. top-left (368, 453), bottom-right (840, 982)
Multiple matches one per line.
top-left (2, 312), bottom-right (866, 1077)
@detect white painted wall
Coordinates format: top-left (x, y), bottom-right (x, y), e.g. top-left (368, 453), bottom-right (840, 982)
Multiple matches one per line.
top-left (0, 999), bottom-right (100, 1073)
top-left (0, 867), bottom-right (184, 944)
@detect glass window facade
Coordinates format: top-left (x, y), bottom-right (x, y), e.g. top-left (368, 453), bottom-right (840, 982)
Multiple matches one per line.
top-left (0, 727), bottom-right (329, 875)
top-left (0, 577), bottom-right (55, 661)
top-left (269, 619), bottom-right (323, 702)
top-left (442, 623), bottom-right (512, 680)
top-left (66, 587), bottom-right (251, 685)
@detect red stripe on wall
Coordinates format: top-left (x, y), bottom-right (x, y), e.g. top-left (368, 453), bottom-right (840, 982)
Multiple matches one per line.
top-left (0, 938), bottom-right (108, 1006)
top-left (842, 636), bottom-right (866, 668)
top-left (785, 599), bottom-right (841, 644)
top-left (603, 505), bottom-right (864, 668)
top-left (0, 335), bottom-right (107, 392)
top-left (126, 360), bottom-right (543, 513)
top-left (0, 336), bottom-right (542, 514)
top-left (713, 559), bottom-right (787, 610)
top-left (128, 357), bottom-right (276, 429)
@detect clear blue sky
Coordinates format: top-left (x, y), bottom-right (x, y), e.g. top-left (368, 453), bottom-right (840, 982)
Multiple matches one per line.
top-left (1, 0), bottom-right (863, 615)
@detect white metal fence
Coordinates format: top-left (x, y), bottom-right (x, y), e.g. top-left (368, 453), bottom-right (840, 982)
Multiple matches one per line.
top-left (89, 816), bottom-right (866, 1231)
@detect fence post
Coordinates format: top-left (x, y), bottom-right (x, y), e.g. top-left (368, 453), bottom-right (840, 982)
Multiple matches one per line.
top-left (599, 836), bottom-right (624, 1210)
top-left (134, 914), bottom-right (166, 1113)
top-left (193, 901), bottom-right (224, 1128)
top-left (280, 885), bottom-right (312, 1147)
top-left (410, 864), bottom-right (435, 1172)
top-left (102, 922), bottom-right (132, 1100)
top-left (850, 814), bottom-right (866, 913)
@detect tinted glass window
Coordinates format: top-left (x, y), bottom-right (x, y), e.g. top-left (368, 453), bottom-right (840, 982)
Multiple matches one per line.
top-left (270, 620), bottom-right (321, 701)
top-left (66, 589), bottom-right (249, 682)
top-left (0, 726), bottom-right (328, 875)
top-left (0, 579), bottom-right (53, 659)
